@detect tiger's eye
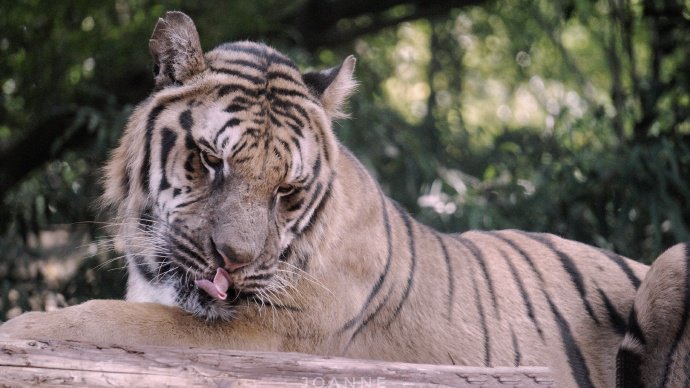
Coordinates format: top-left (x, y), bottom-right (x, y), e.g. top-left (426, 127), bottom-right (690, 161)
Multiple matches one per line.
top-left (276, 184), bottom-right (295, 196)
top-left (201, 150), bottom-right (223, 169)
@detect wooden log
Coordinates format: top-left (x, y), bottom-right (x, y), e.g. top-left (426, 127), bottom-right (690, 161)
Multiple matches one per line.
top-left (0, 339), bottom-right (555, 387)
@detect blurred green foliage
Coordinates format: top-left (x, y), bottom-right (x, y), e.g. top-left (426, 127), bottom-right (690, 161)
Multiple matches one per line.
top-left (1, 0), bottom-right (689, 320)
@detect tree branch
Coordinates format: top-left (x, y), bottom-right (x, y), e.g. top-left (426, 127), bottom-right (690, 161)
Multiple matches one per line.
top-left (295, 0), bottom-right (487, 49)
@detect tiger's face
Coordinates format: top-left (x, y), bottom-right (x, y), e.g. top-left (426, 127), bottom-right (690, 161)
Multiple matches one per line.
top-left (103, 13), bottom-right (355, 320)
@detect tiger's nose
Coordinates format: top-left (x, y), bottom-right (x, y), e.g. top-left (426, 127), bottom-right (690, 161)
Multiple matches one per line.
top-left (214, 241), bottom-right (253, 272)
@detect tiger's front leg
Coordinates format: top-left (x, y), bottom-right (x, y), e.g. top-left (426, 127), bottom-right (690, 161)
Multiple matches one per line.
top-left (0, 300), bottom-right (286, 351)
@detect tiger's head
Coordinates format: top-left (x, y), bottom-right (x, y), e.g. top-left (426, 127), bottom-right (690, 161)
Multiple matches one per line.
top-left (101, 12), bottom-right (356, 320)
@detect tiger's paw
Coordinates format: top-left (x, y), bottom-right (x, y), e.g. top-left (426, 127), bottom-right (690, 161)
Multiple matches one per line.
top-left (0, 300), bottom-right (145, 345)
top-left (0, 309), bottom-right (78, 342)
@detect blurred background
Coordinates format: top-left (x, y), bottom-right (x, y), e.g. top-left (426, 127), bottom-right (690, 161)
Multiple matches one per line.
top-left (1, 0), bottom-right (689, 321)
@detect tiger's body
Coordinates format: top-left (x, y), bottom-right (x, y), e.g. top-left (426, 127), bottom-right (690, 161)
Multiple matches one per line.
top-left (1, 12), bottom-right (688, 387)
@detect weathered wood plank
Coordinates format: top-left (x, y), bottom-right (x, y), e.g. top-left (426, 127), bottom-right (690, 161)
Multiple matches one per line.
top-left (0, 339), bottom-right (555, 387)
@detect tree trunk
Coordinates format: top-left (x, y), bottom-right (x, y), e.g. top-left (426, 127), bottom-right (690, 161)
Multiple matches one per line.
top-left (0, 338), bottom-right (555, 387)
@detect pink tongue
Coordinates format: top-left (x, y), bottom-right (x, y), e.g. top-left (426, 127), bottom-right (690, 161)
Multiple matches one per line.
top-left (195, 268), bottom-right (232, 300)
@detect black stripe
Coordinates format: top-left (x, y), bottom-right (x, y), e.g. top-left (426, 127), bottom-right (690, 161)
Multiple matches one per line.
top-left (270, 98), bottom-right (306, 122)
top-left (216, 43), bottom-right (267, 58)
top-left (286, 198), bottom-right (304, 212)
top-left (259, 300), bottom-right (302, 312)
top-left (616, 347), bottom-right (644, 388)
top-left (220, 58), bottom-right (265, 71)
top-left (159, 127), bottom-right (177, 192)
top-left (499, 247), bottom-right (544, 340)
top-left (491, 232), bottom-right (546, 283)
top-left (519, 232), bottom-right (600, 325)
top-left (184, 133), bottom-right (197, 152)
top-left (385, 203), bottom-right (417, 327)
top-left (209, 66), bottom-right (264, 85)
top-left (432, 233), bottom-right (454, 321)
top-left (245, 127), bottom-right (261, 138)
top-left (213, 117), bottom-right (242, 145)
top-left (221, 43), bottom-right (299, 70)
top-left (285, 120), bottom-right (305, 138)
top-left (625, 306), bottom-right (646, 345)
top-left (268, 85), bottom-right (310, 100)
top-left (342, 287), bottom-right (395, 354)
top-left (235, 156), bottom-right (252, 164)
top-left (270, 108), bottom-right (304, 137)
top-left (174, 195), bottom-right (205, 210)
top-left (197, 138), bottom-right (212, 150)
top-left (183, 154), bottom-right (195, 173)
top-left (171, 240), bottom-right (206, 271)
top-left (292, 170), bottom-right (333, 234)
top-left (454, 236), bottom-right (500, 318)
top-left (300, 176), bottom-right (334, 236)
top-left (267, 54), bottom-right (298, 70)
top-left (267, 70), bottom-right (301, 84)
top-left (306, 157), bottom-right (321, 187)
top-left (511, 328), bottom-right (521, 367)
top-left (291, 182), bottom-right (322, 233)
top-left (598, 248), bottom-right (641, 289)
top-left (218, 83), bottom-right (258, 98)
top-left (171, 230), bottom-right (206, 262)
top-left (221, 137), bottom-right (231, 149)
top-left (659, 245), bottom-right (690, 387)
top-left (230, 96), bottom-right (252, 106)
top-left (312, 118), bottom-right (330, 163)
top-left (276, 137), bottom-right (291, 153)
top-left (547, 297), bottom-right (595, 388)
top-left (278, 246), bottom-right (292, 262)
top-left (597, 287), bottom-right (627, 335)
top-left (121, 167), bottom-right (131, 198)
top-left (219, 43), bottom-right (298, 70)
top-left (139, 207), bottom-right (154, 228)
top-left (268, 112), bottom-right (282, 127)
top-left (244, 273), bottom-right (272, 281)
top-left (130, 254), bottom-right (155, 282)
top-left (271, 105), bottom-right (308, 132)
top-left (179, 109), bottom-right (193, 131)
top-left (469, 263), bottom-right (491, 366)
top-left (142, 105), bottom-right (166, 192)
top-left (340, 192), bottom-right (393, 332)
top-left (225, 103), bottom-right (247, 113)
top-left (231, 140), bottom-right (248, 158)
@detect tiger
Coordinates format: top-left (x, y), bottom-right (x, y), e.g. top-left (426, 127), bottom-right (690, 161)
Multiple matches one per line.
top-left (1, 11), bottom-right (689, 387)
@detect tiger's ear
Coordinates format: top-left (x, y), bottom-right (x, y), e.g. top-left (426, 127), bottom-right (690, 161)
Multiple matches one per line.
top-left (303, 56), bottom-right (357, 120)
top-left (149, 11), bottom-right (205, 88)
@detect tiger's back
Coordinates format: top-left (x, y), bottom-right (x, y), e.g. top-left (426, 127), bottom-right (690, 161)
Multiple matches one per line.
top-left (334, 197), bottom-right (648, 387)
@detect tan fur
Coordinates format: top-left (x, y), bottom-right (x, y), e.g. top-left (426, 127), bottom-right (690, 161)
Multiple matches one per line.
top-left (2, 12), bottom-right (689, 388)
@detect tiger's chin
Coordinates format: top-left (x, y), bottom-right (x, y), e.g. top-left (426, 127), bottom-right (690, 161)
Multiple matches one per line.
top-left (177, 289), bottom-right (240, 322)
top-left (126, 265), bottom-right (239, 322)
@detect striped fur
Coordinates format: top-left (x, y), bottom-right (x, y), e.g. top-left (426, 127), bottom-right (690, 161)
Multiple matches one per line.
top-left (2, 12), bottom-right (689, 387)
